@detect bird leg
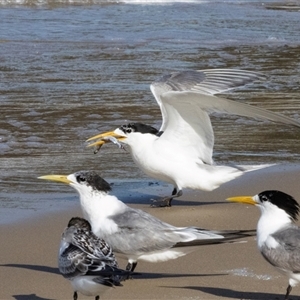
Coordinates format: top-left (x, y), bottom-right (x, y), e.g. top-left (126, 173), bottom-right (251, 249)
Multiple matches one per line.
top-left (151, 188), bottom-right (182, 207)
top-left (284, 284), bottom-right (292, 300)
top-left (123, 261), bottom-right (138, 280)
top-left (126, 261), bottom-right (137, 272)
top-left (171, 187), bottom-right (177, 196)
top-left (73, 291), bottom-right (78, 300)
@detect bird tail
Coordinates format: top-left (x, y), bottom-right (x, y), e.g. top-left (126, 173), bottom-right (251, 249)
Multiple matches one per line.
top-left (174, 228), bottom-right (256, 248)
top-left (232, 163), bottom-right (276, 173)
top-left (88, 266), bottom-right (140, 286)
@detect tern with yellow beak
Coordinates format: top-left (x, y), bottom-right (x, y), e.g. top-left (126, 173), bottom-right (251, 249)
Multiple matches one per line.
top-left (227, 190), bottom-right (300, 300)
top-left (86, 69), bottom-right (300, 207)
top-left (39, 170), bottom-right (255, 273)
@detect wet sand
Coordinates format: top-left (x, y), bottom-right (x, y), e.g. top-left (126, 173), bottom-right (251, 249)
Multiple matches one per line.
top-left (1, 164), bottom-right (300, 300)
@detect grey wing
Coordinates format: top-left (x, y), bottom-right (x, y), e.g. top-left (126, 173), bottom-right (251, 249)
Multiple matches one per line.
top-left (151, 69), bottom-right (264, 98)
top-left (261, 227), bottom-right (300, 273)
top-left (150, 69), bottom-right (265, 131)
top-left (105, 207), bottom-right (180, 255)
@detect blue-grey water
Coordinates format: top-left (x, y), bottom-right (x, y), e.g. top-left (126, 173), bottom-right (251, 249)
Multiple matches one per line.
top-left (1, 0), bottom-right (300, 224)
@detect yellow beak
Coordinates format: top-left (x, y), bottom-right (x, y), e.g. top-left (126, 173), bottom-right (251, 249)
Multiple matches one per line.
top-left (226, 196), bottom-right (256, 205)
top-left (38, 175), bottom-right (71, 184)
top-left (86, 131), bottom-right (126, 148)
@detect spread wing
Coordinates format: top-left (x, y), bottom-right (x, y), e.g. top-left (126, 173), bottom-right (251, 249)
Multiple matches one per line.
top-left (150, 69), bottom-right (266, 132)
top-left (156, 91), bottom-right (300, 165)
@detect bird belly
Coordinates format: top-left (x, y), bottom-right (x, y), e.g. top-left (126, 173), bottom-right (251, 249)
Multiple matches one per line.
top-left (138, 248), bottom-right (188, 263)
top-left (71, 276), bottom-right (110, 296)
top-left (129, 144), bottom-right (244, 191)
top-left (174, 164), bottom-right (244, 191)
top-left (289, 273), bottom-right (300, 287)
top-left (129, 148), bottom-right (177, 185)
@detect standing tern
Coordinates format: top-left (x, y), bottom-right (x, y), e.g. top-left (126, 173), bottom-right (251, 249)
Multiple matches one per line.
top-left (59, 216), bottom-right (129, 300)
top-left (39, 170), bottom-right (255, 272)
top-left (227, 190), bottom-right (300, 300)
top-left (86, 69), bottom-right (300, 207)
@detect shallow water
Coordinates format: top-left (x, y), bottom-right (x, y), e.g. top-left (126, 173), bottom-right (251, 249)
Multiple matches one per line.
top-left (1, 0), bottom-right (300, 223)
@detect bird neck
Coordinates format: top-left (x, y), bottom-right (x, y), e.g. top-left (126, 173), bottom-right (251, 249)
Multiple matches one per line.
top-left (257, 204), bottom-right (292, 248)
top-left (126, 132), bottom-right (157, 150)
top-left (125, 133), bottom-right (160, 173)
top-left (77, 190), bottom-right (126, 236)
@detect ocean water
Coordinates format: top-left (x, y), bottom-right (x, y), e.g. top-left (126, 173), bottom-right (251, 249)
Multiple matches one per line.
top-left (1, 0), bottom-right (300, 223)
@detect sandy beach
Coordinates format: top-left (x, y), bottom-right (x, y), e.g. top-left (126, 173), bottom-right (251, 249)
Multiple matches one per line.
top-left (1, 164), bottom-right (300, 300)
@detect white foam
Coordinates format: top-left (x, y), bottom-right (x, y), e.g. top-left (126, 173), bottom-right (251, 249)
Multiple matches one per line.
top-left (226, 268), bottom-right (276, 281)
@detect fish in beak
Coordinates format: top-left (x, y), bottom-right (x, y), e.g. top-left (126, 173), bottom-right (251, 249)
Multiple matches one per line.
top-left (86, 131), bottom-right (126, 153)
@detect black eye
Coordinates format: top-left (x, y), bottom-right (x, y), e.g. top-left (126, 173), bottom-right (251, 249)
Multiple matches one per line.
top-left (126, 128), bottom-right (132, 133)
top-left (76, 175), bottom-right (86, 183)
top-left (261, 195), bottom-right (268, 202)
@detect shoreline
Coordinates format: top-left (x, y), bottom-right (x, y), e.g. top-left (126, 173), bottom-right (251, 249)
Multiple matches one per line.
top-left (1, 164), bottom-right (300, 299)
top-left (2, 163), bottom-right (300, 226)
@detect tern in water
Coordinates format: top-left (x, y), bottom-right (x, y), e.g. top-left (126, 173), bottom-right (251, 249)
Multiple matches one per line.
top-left (40, 170), bottom-right (255, 272)
top-left (59, 216), bottom-right (129, 300)
top-left (227, 190), bottom-right (300, 300)
top-left (86, 69), bottom-right (300, 207)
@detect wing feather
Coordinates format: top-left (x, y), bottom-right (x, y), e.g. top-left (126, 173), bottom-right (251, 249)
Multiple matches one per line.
top-left (261, 227), bottom-right (300, 273)
top-left (158, 91), bottom-right (300, 165)
top-left (105, 207), bottom-right (223, 255)
top-left (150, 69), bottom-right (265, 132)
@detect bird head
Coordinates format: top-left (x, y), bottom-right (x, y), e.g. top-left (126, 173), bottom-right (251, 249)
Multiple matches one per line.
top-left (67, 217), bottom-right (92, 231)
top-left (86, 122), bottom-right (159, 149)
top-left (38, 170), bottom-right (112, 195)
top-left (227, 190), bottom-right (300, 222)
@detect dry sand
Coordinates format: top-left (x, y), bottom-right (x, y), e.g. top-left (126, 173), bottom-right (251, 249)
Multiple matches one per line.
top-left (1, 164), bottom-right (300, 300)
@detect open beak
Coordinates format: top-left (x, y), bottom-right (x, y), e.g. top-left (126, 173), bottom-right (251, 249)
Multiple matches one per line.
top-left (226, 196), bottom-right (256, 205)
top-left (38, 174), bottom-right (71, 184)
top-left (86, 131), bottom-right (126, 148)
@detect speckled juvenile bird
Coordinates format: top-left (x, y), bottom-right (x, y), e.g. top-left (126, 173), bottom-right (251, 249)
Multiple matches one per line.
top-left (59, 217), bottom-right (129, 300)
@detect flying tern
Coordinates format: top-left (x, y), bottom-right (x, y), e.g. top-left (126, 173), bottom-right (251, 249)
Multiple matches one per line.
top-left (227, 190), bottom-right (300, 300)
top-left (86, 69), bottom-right (300, 207)
top-left (59, 216), bottom-right (129, 300)
top-left (40, 170), bottom-right (255, 273)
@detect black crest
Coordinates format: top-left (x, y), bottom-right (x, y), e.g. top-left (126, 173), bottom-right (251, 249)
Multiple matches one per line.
top-left (120, 123), bottom-right (158, 135)
top-left (74, 171), bottom-right (112, 193)
top-left (258, 190), bottom-right (300, 221)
